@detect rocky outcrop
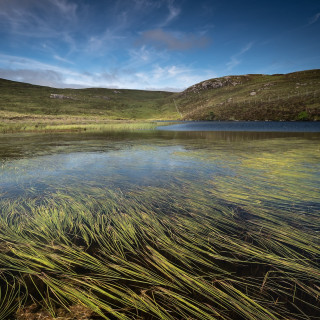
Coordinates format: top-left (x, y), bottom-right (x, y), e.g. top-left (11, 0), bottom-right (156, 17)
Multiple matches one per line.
top-left (50, 94), bottom-right (75, 100)
top-left (183, 75), bottom-right (250, 94)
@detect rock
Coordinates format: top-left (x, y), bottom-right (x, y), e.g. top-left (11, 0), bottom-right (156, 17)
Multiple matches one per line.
top-left (50, 94), bottom-right (75, 100)
top-left (202, 81), bottom-right (211, 88)
top-left (212, 81), bottom-right (223, 88)
top-left (184, 75), bottom-right (247, 94)
top-left (50, 94), bottom-right (64, 99)
top-left (250, 91), bottom-right (257, 96)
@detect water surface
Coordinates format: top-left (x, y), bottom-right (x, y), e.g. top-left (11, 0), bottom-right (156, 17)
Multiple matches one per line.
top-left (1, 127), bottom-right (320, 319)
top-left (158, 120), bottom-right (320, 132)
top-left (1, 128), bottom-right (319, 215)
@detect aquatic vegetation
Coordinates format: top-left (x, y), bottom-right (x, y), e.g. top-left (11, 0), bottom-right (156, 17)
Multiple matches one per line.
top-left (0, 131), bottom-right (319, 319)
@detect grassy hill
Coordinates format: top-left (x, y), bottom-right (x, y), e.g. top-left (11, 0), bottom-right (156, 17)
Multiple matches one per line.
top-left (173, 69), bottom-right (320, 121)
top-left (0, 78), bottom-right (177, 120)
top-left (0, 69), bottom-right (319, 133)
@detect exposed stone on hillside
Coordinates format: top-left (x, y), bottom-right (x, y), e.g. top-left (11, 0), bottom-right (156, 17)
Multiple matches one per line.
top-left (50, 93), bottom-right (76, 100)
top-left (175, 69), bottom-right (320, 121)
top-left (183, 75), bottom-right (250, 95)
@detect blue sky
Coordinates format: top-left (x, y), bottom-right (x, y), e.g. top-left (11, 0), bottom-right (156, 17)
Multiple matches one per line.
top-left (0, 0), bottom-right (319, 91)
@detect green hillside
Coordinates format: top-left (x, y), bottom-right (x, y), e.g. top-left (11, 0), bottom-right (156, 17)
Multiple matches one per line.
top-left (0, 69), bottom-right (319, 133)
top-left (0, 78), bottom-right (177, 120)
top-left (173, 69), bottom-right (320, 121)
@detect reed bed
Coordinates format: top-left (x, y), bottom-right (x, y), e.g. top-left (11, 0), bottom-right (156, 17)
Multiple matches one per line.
top-left (0, 133), bottom-right (319, 320)
top-left (0, 121), bottom-right (161, 134)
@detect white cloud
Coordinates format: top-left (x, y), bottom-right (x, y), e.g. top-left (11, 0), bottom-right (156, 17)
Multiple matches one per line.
top-left (226, 57), bottom-right (240, 70)
top-left (0, 54), bottom-right (83, 87)
top-left (239, 42), bottom-right (253, 55)
top-left (134, 64), bottom-right (216, 90)
top-left (129, 46), bottom-right (152, 63)
top-left (53, 55), bottom-right (74, 65)
top-left (126, 46), bottom-right (169, 72)
top-left (309, 12), bottom-right (320, 25)
top-left (49, 0), bottom-right (77, 17)
top-left (226, 42), bottom-right (253, 71)
top-left (0, 54), bottom-right (76, 75)
top-left (160, 0), bottom-right (181, 27)
top-left (0, 0), bottom-right (78, 31)
top-left (86, 29), bottom-right (126, 54)
top-left (0, 0), bottom-right (79, 54)
top-left (0, 53), bottom-right (215, 91)
top-left (0, 69), bottom-right (63, 87)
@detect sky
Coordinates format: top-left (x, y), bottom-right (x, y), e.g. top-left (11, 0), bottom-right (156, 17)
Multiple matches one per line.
top-left (0, 0), bottom-right (319, 91)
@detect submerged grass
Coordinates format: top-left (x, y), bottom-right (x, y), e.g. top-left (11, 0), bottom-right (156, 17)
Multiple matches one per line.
top-left (0, 134), bottom-right (319, 319)
top-left (0, 186), bottom-right (319, 319)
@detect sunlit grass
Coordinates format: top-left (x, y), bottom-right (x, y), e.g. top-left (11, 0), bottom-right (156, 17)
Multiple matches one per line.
top-left (0, 120), bottom-right (162, 134)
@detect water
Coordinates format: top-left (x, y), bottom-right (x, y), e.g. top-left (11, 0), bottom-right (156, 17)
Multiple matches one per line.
top-left (1, 124), bottom-right (320, 319)
top-left (158, 120), bottom-right (320, 132)
top-left (0, 126), bottom-right (319, 215)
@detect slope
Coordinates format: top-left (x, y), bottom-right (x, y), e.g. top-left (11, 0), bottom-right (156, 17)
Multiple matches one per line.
top-left (172, 69), bottom-right (320, 121)
top-left (0, 78), bottom-right (177, 120)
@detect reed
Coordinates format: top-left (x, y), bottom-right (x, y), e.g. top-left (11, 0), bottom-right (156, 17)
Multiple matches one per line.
top-left (0, 121), bottom-right (160, 134)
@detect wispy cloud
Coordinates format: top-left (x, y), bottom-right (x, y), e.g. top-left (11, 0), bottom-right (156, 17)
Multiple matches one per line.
top-left (128, 46), bottom-right (156, 65)
top-left (85, 27), bottom-right (127, 55)
top-left (127, 64), bottom-right (216, 91)
top-left (0, 54), bottom-right (69, 73)
top-left (226, 42), bottom-right (253, 71)
top-left (0, 53), bottom-right (214, 91)
top-left (0, 0), bottom-right (78, 33)
top-left (239, 42), bottom-right (253, 55)
top-left (53, 55), bottom-right (74, 65)
top-left (309, 12), bottom-right (320, 25)
top-left (0, 53), bottom-right (82, 87)
top-left (0, 68), bottom-right (64, 87)
top-left (137, 29), bottom-right (210, 51)
top-left (0, 0), bottom-right (80, 58)
top-left (160, 0), bottom-right (181, 27)
top-left (48, 0), bottom-right (77, 17)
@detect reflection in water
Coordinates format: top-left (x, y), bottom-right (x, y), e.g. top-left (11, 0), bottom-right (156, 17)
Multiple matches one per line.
top-left (0, 129), bottom-right (319, 213)
top-left (1, 129), bottom-right (319, 160)
top-left (158, 120), bottom-right (320, 132)
top-left (0, 128), bottom-right (320, 319)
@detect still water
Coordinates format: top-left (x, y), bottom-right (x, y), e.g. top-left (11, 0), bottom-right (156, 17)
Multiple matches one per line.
top-left (0, 122), bottom-right (319, 215)
top-left (158, 120), bottom-right (320, 132)
top-left (1, 122), bottom-right (320, 319)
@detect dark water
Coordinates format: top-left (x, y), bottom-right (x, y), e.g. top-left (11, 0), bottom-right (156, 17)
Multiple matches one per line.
top-left (158, 120), bottom-right (320, 132)
top-left (0, 128), bottom-right (319, 214)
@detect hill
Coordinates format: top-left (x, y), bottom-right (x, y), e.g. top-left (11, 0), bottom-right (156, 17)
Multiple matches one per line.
top-left (173, 69), bottom-right (320, 121)
top-left (0, 78), bottom-right (177, 120)
top-left (0, 69), bottom-right (319, 133)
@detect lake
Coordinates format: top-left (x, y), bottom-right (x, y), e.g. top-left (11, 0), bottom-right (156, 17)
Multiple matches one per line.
top-left (158, 120), bottom-right (320, 132)
top-left (0, 122), bottom-right (319, 320)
